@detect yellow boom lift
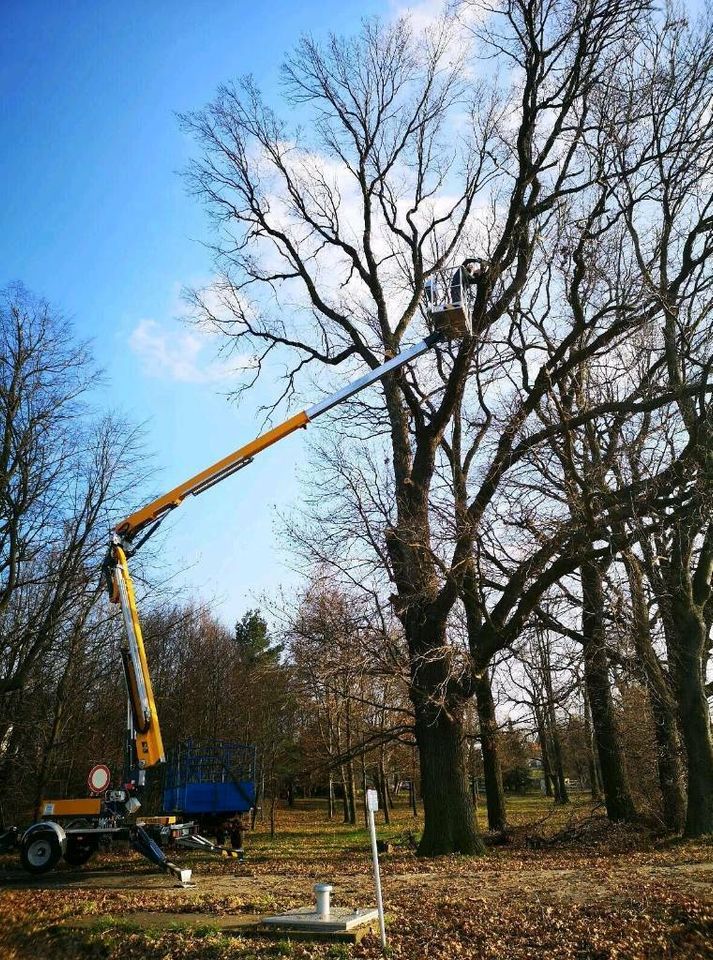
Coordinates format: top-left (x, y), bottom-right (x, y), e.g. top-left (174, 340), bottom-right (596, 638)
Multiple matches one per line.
top-left (107, 331), bottom-right (451, 780)
top-left (17, 268), bottom-right (473, 879)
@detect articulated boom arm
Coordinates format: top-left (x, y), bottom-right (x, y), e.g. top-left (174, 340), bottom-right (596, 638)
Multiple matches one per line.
top-left (106, 331), bottom-right (445, 774)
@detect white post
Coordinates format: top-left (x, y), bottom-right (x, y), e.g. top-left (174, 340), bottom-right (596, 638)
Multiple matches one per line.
top-left (366, 788), bottom-right (387, 950)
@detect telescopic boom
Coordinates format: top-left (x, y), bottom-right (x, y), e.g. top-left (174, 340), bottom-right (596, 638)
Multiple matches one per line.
top-left (113, 331), bottom-right (444, 547)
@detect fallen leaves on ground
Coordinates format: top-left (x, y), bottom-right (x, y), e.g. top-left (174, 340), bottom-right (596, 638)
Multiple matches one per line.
top-left (0, 797), bottom-right (711, 959)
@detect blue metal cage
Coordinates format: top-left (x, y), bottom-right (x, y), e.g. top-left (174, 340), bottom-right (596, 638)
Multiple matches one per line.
top-left (162, 739), bottom-right (257, 816)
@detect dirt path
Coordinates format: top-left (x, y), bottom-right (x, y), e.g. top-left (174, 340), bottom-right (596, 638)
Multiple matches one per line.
top-left (2, 856), bottom-right (711, 904)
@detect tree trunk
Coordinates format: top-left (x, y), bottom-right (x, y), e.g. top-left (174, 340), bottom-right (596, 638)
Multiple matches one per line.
top-left (534, 702), bottom-right (554, 798)
top-left (269, 779), bottom-right (277, 840)
top-left (385, 767), bottom-right (394, 809)
top-left (389, 475), bottom-right (483, 855)
top-left (549, 720), bottom-right (570, 806)
top-left (326, 723), bottom-right (336, 820)
top-left (669, 607), bottom-right (713, 837)
top-left (339, 765), bottom-right (350, 822)
top-left (650, 689), bottom-right (687, 832)
top-left (581, 561), bottom-right (637, 823)
top-left (335, 717), bottom-right (351, 823)
top-left (33, 654), bottom-right (74, 819)
top-left (379, 750), bottom-right (391, 825)
top-left (542, 697), bottom-right (568, 804)
top-left (344, 701), bottom-right (357, 824)
top-left (638, 529), bottom-right (712, 836)
top-left (540, 642), bottom-right (569, 804)
top-left (361, 752), bottom-right (369, 825)
top-left (583, 688), bottom-right (602, 798)
top-left (413, 693), bottom-right (483, 855)
top-left (328, 773), bottom-right (335, 820)
top-left (410, 744), bottom-right (418, 817)
top-left (624, 552), bottom-right (686, 831)
top-left (474, 672), bottom-right (508, 831)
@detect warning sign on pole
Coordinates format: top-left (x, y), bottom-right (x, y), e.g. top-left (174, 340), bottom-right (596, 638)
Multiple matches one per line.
top-left (87, 764), bottom-right (111, 795)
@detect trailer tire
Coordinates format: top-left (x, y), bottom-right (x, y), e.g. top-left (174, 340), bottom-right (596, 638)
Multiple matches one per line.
top-left (21, 827), bottom-right (63, 874)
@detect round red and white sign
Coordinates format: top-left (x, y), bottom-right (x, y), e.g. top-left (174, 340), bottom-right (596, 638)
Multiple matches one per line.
top-left (87, 764), bottom-right (111, 794)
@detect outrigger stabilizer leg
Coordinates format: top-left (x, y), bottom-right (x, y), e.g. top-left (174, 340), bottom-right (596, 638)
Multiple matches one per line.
top-left (131, 825), bottom-right (193, 886)
top-left (176, 832), bottom-right (243, 859)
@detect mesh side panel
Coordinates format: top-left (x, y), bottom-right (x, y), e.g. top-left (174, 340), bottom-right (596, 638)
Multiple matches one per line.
top-left (164, 739), bottom-right (257, 790)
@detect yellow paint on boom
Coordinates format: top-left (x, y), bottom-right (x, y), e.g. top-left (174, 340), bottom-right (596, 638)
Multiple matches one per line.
top-left (115, 546), bottom-right (165, 767)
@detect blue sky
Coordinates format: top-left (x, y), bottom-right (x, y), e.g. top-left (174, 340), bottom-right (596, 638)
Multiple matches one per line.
top-left (0, 0), bottom-right (407, 625)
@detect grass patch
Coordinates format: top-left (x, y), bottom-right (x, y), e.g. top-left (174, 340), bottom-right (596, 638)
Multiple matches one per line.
top-left (269, 940), bottom-right (294, 956)
top-left (88, 915), bottom-right (142, 933)
top-left (326, 945), bottom-right (352, 958)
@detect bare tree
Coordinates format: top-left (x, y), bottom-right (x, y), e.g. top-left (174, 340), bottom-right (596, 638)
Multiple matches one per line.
top-left (183, 1), bottom-right (658, 854)
top-left (586, 7), bottom-right (713, 834)
top-left (0, 284), bottom-right (146, 817)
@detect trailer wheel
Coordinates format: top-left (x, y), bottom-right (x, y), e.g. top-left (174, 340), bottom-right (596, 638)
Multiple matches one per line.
top-left (21, 829), bottom-right (62, 874)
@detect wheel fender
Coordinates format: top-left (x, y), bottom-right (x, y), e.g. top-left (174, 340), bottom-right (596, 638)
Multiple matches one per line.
top-left (22, 820), bottom-right (67, 855)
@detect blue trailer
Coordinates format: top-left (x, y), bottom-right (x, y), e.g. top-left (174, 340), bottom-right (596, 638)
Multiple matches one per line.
top-left (163, 739), bottom-right (256, 822)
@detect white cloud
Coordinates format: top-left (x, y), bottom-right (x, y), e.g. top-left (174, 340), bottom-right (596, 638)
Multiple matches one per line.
top-left (390, 0), bottom-right (449, 31)
top-left (128, 317), bottom-right (253, 384)
top-left (389, 0), bottom-right (483, 33)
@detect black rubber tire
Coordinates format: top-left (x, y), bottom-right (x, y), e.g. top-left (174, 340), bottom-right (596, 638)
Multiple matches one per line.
top-left (20, 830), bottom-right (62, 874)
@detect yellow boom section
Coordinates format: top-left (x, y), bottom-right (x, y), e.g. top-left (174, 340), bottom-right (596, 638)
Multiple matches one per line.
top-left (114, 545), bottom-right (165, 767)
top-left (116, 411), bottom-right (310, 540)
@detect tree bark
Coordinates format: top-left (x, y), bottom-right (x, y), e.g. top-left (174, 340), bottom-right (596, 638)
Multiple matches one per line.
top-left (389, 477), bottom-right (483, 854)
top-left (639, 526), bottom-right (713, 836)
top-left (409, 611), bottom-right (483, 855)
top-left (669, 607), bottom-right (713, 837)
top-left (379, 750), bottom-right (391, 825)
top-left (410, 745), bottom-right (418, 817)
top-left (534, 702), bottom-right (554, 798)
top-left (339, 764), bottom-right (350, 823)
top-left (581, 561), bottom-right (637, 823)
top-left (549, 721), bottom-right (570, 805)
top-left (269, 778), bottom-right (277, 840)
top-left (344, 701), bottom-right (357, 824)
top-left (583, 688), bottom-right (602, 798)
top-left (540, 640), bottom-right (569, 804)
top-left (328, 773), bottom-right (335, 821)
top-left (414, 702), bottom-right (483, 855)
top-left (473, 671), bottom-right (508, 831)
top-left (624, 552), bottom-right (686, 831)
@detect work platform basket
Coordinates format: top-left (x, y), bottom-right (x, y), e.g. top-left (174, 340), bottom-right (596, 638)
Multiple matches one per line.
top-left (424, 261), bottom-right (479, 340)
top-left (162, 739), bottom-right (257, 816)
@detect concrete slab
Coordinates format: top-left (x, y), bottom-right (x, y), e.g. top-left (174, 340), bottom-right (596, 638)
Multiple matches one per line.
top-left (62, 910), bottom-right (378, 944)
top-left (262, 905), bottom-right (378, 932)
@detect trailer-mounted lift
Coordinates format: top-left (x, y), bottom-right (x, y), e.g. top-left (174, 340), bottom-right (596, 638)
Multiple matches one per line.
top-left (14, 267), bottom-right (474, 881)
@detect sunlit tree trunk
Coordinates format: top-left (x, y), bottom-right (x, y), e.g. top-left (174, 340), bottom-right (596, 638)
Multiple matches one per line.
top-left (581, 560), bottom-right (637, 823)
top-left (473, 672), bottom-right (508, 831)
